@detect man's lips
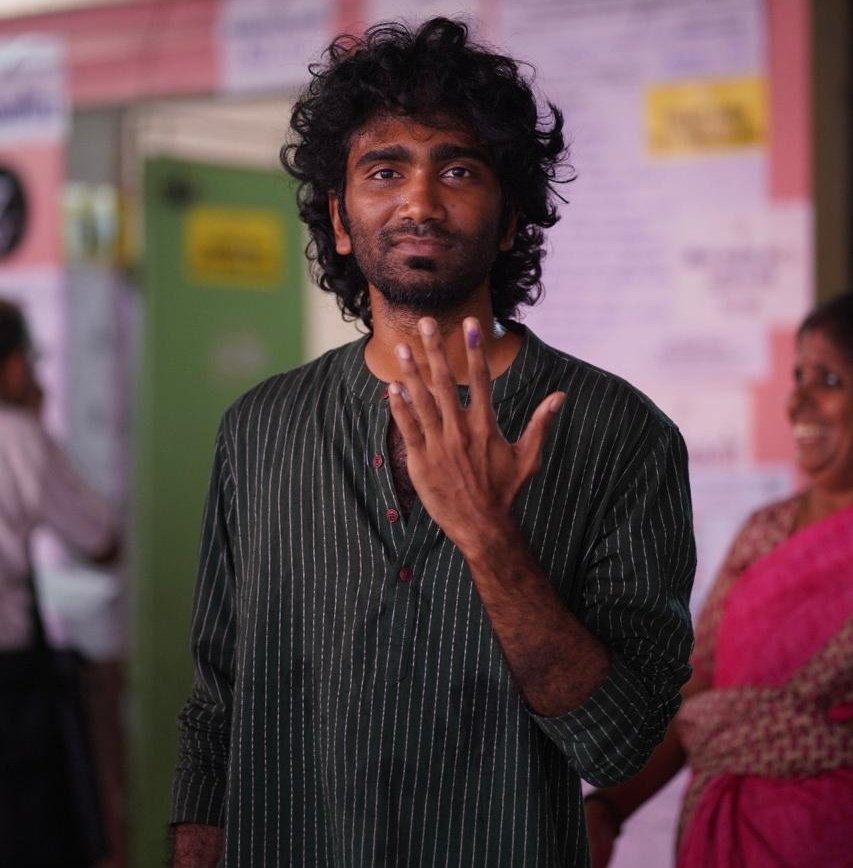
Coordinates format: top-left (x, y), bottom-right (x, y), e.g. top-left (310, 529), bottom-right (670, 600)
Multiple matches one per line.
top-left (390, 235), bottom-right (453, 255)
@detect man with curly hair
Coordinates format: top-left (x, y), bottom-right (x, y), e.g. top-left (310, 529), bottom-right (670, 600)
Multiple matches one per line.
top-left (171, 18), bottom-right (695, 867)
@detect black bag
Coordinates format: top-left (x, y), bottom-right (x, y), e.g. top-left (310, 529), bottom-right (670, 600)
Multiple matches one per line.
top-left (0, 579), bottom-right (107, 867)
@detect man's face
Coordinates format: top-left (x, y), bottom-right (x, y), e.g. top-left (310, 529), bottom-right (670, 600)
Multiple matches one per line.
top-left (330, 114), bottom-right (515, 316)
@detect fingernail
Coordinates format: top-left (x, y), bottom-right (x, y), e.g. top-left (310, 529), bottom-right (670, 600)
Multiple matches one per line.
top-left (390, 382), bottom-right (412, 403)
top-left (419, 318), bottom-right (436, 336)
top-left (396, 344), bottom-right (412, 360)
top-left (550, 394), bottom-right (566, 412)
top-left (466, 324), bottom-right (480, 348)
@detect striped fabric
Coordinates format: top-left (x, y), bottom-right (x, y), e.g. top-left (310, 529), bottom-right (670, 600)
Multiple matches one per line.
top-left (172, 324), bottom-right (695, 867)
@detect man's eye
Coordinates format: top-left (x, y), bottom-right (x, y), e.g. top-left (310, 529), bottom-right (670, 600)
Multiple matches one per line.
top-left (370, 168), bottom-right (399, 180)
top-left (444, 166), bottom-right (472, 179)
top-left (822, 370), bottom-right (842, 388)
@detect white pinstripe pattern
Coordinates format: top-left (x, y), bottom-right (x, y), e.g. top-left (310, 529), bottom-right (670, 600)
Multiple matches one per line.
top-left (172, 325), bottom-right (695, 866)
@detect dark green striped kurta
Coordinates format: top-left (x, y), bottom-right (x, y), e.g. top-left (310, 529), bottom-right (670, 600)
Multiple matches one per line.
top-left (172, 325), bottom-right (695, 867)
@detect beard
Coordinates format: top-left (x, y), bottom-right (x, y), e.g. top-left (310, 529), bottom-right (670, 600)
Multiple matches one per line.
top-left (347, 219), bottom-right (503, 316)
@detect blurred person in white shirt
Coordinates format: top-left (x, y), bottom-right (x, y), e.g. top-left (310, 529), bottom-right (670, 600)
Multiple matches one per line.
top-left (0, 296), bottom-right (119, 649)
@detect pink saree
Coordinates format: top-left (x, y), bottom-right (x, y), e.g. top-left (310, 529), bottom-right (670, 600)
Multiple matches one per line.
top-left (676, 501), bottom-right (853, 868)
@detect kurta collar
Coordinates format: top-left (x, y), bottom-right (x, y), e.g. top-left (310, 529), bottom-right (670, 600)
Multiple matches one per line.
top-left (339, 321), bottom-right (546, 406)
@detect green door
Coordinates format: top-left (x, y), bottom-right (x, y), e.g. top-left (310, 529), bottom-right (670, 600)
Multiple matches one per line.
top-left (131, 156), bottom-right (304, 865)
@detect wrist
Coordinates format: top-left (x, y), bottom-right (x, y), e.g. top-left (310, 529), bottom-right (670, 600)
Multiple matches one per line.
top-left (453, 512), bottom-right (524, 567)
top-left (171, 823), bottom-right (224, 868)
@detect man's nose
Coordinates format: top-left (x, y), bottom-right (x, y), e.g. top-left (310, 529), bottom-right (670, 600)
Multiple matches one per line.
top-left (398, 173), bottom-right (446, 223)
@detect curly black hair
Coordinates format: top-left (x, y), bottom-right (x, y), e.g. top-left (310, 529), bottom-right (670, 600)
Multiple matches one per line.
top-left (799, 291), bottom-right (853, 363)
top-left (281, 17), bottom-right (571, 330)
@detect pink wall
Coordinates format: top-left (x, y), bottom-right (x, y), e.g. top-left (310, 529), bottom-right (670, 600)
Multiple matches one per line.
top-left (768, 0), bottom-right (811, 201)
top-left (0, 142), bottom-right (64, 266)
top-left (0, 0), bottom-right (218, 107)
top-left (750, 0), bottom-right (811, 467)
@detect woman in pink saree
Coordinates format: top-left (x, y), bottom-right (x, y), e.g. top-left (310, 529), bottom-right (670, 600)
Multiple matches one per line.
top-left (585, 292), bottom-right (853, 868)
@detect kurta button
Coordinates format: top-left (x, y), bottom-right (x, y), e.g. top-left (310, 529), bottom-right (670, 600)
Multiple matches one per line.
top-left (398, 565), bottom-right (413, 582)
top-left (386, 508), bottom-right (400, 523)
top-left (372, 453), bottom-right (384, 468)
top-left (382, 387), bottom-right (389, 400)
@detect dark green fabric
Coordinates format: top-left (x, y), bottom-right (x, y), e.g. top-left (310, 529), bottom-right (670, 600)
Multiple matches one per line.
top-left (173, 325), bottom-right (695, 867)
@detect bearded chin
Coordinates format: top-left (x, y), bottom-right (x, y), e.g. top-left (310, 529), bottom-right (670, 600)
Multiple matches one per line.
top-left (369, 254), bottom-right (488, 315)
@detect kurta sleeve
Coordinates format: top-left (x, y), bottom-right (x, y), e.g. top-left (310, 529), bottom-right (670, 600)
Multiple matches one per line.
top-left (171, 425), bottom-right (238, 826)
top-left (530, 422), bottom-right (696, 786)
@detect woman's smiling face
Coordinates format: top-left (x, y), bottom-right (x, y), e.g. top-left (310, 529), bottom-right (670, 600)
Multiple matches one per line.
top-left (787, 327), bottom-right (853, 493)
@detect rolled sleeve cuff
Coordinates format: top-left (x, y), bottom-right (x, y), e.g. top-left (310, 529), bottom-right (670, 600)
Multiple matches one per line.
top-left (529, 655), bottom-right (675, 787)
top-left (171, 769), bottom-right (227, 827)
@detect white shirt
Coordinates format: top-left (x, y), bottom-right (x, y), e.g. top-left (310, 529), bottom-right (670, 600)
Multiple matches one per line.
top-left (0, 405), bottom-right (115, 650)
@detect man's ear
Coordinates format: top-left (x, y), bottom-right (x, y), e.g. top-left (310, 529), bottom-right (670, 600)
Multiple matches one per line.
top-left (499, 208), bottom-right (519, 252)
top-left (329, 191), bottom-right (352, 255)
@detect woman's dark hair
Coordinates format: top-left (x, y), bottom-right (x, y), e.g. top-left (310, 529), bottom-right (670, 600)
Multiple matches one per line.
top-left (281, 17), bottom-right (571, 330)
top-left (798, 291), bottom-right (853, 362)
top-left (0, 297), bottom-right (29, 364)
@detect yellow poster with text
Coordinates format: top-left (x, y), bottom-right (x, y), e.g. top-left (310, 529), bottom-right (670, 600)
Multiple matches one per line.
top-left (646, 76), bottom-right (767, 156)
top-left (184, 206), bottom-right (284, 289)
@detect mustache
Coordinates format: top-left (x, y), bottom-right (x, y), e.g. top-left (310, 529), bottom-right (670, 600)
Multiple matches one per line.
top-left (380, 222), bottom-right (456, 246)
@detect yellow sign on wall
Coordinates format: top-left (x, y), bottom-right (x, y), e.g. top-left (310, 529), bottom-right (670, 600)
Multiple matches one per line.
top-left (646, 76), bottom-right (767, 156)
top-left (184, 206), bottom-right (284, 289)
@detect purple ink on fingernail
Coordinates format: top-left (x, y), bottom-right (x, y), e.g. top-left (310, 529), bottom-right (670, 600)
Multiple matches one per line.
top-left (466, 326), bottom-right (480, 348)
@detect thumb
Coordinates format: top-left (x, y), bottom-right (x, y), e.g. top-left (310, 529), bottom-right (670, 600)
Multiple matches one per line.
top-left (515, 391), bottom-right (565, 475)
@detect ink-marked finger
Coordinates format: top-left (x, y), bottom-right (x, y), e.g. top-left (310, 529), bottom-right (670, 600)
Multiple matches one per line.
top-left (463, 317), bottom-right (494, 427)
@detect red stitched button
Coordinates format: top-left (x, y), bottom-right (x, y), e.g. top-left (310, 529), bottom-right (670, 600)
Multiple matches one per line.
top-left (382, 387), bottom-right (389, 400)
top-left (398, 565), bottom-right (413, 582)
top-left (386, 508), bottom-right (400, 523)
top-left (372, 453), bottom-right (384, 468)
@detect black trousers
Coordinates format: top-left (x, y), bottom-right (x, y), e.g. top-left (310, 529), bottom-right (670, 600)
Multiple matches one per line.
top-left (0, 648), bottom-right (105, 868)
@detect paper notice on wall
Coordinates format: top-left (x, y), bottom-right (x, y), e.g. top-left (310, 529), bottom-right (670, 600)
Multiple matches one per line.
top-left (689, 464), bottom-right (795, 606)
top-left (670, 202), bottom-right (812, 332)
top-left (0, 37), bottom-right (67, 143)
top-left (218, 0), bottom-right (333, 93)
top-left (183, 205), bottom-right (285, 289)
top-left (651, 384), bottom-right (753, 468)
top-left (646, 75), bottom-right (767, 156)
top-left (501, 0), bottom-right (777, 383)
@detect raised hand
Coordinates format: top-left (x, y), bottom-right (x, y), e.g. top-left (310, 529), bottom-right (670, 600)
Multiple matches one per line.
top-left (387, 316), bottom-right (564, 555)
top-left (388, 316), bottom-right (609, 717)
